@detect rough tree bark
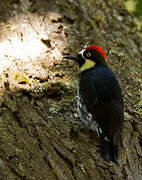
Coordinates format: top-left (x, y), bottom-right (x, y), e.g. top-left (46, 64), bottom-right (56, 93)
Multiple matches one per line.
top-left (0, 0), bottom-right (142, 179)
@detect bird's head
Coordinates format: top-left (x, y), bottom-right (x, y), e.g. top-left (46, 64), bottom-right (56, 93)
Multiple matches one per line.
top-left (64, 45), bottom-right (107, 71)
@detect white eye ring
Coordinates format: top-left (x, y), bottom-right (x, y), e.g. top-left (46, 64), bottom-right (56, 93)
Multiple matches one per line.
top-left (86, 52), bottom-right (91, 57)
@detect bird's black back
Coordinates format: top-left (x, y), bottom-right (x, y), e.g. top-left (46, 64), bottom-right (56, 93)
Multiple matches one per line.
top-left (79, 65), bottom-right (124, 144)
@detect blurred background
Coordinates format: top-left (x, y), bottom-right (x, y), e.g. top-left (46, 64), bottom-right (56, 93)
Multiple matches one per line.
top-left (125, 0), bottom-right (142, 29)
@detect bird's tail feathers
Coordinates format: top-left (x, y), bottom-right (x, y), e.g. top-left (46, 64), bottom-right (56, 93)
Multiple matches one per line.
top-left (100, 135), bottom-right (118, 164)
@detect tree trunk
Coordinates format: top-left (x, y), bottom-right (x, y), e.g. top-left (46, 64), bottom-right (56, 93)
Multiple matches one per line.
top-left (0, 0), bottom-right (142, 179)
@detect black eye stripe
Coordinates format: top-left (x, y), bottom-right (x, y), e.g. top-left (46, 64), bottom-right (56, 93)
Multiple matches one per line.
top-left (77, 54), bottom-right (85, 67)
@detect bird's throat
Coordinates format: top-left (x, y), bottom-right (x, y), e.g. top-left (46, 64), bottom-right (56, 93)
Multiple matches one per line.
top-left (80, 59), bottom-right (95, 71)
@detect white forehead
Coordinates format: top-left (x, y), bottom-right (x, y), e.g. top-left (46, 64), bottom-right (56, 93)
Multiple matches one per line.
top-left (79, 49), bottom-right (85, 58)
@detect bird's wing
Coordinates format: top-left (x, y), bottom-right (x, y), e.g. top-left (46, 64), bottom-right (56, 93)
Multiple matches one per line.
top-left (79, 75), bottom-right (98, 111)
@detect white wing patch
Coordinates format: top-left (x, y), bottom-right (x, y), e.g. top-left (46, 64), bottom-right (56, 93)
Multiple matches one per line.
top-left (77, 85), bottom-right (102, 136)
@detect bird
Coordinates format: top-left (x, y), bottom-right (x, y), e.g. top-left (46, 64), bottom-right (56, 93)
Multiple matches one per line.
top-left (64, 45), bottom-right (124, 164)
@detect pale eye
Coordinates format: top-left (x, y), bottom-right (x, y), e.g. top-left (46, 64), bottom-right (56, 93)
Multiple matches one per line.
top-left (86, 52), bottom-right (91, 57)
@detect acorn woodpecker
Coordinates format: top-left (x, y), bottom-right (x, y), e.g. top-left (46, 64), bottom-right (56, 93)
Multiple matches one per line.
top-left (64, 45), bottom-right (124, 164)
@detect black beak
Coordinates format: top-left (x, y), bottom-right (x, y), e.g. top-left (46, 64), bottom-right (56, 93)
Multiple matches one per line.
top-left (63, 55), bottom-right (78, 61)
